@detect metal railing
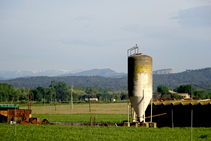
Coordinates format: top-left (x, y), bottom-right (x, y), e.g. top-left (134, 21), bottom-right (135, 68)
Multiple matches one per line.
top-left (127, 44), bottom-right (139, 57)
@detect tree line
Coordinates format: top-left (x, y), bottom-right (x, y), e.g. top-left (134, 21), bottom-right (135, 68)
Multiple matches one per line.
top-left (1, 82), bottom-right (211, 103)
top-left (157, 84), bottom-right (211, 99)
top-left (0, 81), bottom-right (128, 102)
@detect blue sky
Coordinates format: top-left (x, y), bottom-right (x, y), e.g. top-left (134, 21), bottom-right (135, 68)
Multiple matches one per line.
top-left (0, 0), bottom-right (211, 73)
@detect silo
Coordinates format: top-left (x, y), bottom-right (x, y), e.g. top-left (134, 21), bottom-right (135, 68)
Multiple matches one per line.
top-left (128, 45), bottom-right (153, 122)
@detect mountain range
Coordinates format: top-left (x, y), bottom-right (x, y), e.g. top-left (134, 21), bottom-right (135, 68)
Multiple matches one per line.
top-left (0, 67), bottom-right (210, 90)
top-left (0, 68), bottom-right (173, 80)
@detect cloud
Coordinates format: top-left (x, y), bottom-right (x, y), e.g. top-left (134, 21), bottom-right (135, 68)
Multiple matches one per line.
top-left (171, 6), bottom-right (211, 28)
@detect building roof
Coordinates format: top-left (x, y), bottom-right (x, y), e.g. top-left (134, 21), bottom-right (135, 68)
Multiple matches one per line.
top-left (150, 99), bottom-right (211, 106)
top-left (169, 90), bottom-right (176, 94)
top-left (178, 93), bottom-right (189, 96)
top-left (0, 104), bottom-right (19, 109)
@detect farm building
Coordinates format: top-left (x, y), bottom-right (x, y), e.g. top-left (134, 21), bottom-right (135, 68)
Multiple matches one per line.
top-left (145, 99), bottom-right (211, 127)
top-left (168, 90), bottom-right (190, 98)
top-left (0, 104), bottom-right (31, 123)
top-left (89, 98), bottom-right (98, 101)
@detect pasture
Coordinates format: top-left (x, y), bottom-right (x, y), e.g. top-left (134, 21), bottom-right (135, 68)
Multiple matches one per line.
top-left (24, 102), bottom-right (129, 123)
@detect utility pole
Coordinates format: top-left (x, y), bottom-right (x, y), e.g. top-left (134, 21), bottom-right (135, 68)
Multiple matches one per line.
top-left (71, 85), bottom-right (73, 109)
top-left (44, 90), bottom-right (45, 106)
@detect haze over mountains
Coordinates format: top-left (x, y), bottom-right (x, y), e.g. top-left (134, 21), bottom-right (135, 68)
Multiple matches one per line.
top-left (0, 68), bottom-right (210, 90)
top-left (0, 68), bottom-right (173, 80)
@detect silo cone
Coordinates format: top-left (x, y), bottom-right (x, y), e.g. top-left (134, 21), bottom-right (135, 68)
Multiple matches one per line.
top-left (128, 53), bottom-right (153, 122)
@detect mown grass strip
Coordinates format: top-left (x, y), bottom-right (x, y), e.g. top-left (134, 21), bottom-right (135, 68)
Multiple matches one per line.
top-left (33, 113), bottom-right (128, 123)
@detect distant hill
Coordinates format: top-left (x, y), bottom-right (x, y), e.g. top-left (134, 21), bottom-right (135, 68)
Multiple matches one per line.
top-left (0, 77), bottom-right (5, 80)
top-left (61, 68), bottom-right (126, 78)
top-left (153, 67), bottom-right (211, 89)
top-left (153, 68), bottom-right (173, 74)
top-left (0, 70), bottom-right (72, 79)
top-left (0, 76), bottom-right (127, 91)
top-left (0, 67), bottom-right (211, 90)
top-left (0, 68), bottom-right (174, 80)
top-left (0, 69), bottom-right (126, 79)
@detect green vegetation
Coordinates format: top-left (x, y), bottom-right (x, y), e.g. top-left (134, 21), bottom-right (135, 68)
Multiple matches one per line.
top-left (156, 84), bottom-right (211, 99)
top-left (0, 81), bottom-right (128, 102)
top-left (0, 124), bottom-right (211, 140)
top-left (1, 101), bottom-right (211, 140)
top-left (153, 68), bottom-right (211, 89)
top-left (173, 84), bottom-right (193, 95)
top-left (0, 76), bottom-right (127, 90)
top-left (157, 85), bottom-right (169, 97)
top-left (32, 114), bottom-right (128, 123)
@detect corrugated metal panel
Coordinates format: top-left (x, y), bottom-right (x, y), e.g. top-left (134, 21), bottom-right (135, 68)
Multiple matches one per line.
top-left (153, 102), bottom-right (163, 106)
top-left (162, 101), bottom-right (172, 106)
top-left (151, 99), bottom-right (211, 106)
top-left (181, 101), bottom-right (191, 106)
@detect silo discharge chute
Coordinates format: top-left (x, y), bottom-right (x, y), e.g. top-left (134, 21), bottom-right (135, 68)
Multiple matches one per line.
top-left (128, 45), bottom-right (153, 122)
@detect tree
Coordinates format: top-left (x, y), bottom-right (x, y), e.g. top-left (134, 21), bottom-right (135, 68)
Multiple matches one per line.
top-left (30, 89), bottom-right (42, 101)
top-left (85, 87), bottom-right (97, 94)
top-left (19, 87), bottom-right (28, 101)
top-left (96, 94), bottom-right (102, 101)
top-left (14, 89), bottom-right (21, 101)
top-left (176, 85), bottom-right (193, 95)
top-left (194, 90), bottom-right (207, 98)
top-left (73, 93), bottom-right (78, 101)
top-left (157, 85), bottom-right (169, 95)
top-left (0, 83), bottom-right (15, 102)
top-left (161, 94), bottom-right (171, 98)
top-left (49, 81), bottom-right (69, 101)
top-left (208, 93), bottom-right (211, 98)
top-left (171, 93), bottom-right (183, 99)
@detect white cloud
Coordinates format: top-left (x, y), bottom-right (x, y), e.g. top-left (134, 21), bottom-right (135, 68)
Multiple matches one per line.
top-left (172, 5), bottom-right (211, 28)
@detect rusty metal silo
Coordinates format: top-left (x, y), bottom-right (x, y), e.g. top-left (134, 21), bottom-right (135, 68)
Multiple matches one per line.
top-left (128, 45), bottom-right (153, 122)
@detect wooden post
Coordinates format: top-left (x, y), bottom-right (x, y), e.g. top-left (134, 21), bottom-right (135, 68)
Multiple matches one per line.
top-left (90, 117), bottom-right (92, 126)
top-left (89, 94), bottom-right (91, 112)
top-left (128, 102), bottom-right (130, 127)
top-left (151, 98), bottom-right (153, 123)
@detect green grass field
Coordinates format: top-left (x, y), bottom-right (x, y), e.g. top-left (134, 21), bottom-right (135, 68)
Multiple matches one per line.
top-left (1, 103), bottom-right (211, 140)
top-left (0, 124), bottom-right (211, 141)
top-left (33, 113), bottom-right (128, 123)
